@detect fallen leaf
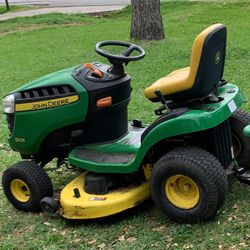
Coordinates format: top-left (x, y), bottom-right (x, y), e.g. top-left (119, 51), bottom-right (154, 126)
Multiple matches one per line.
top-left (152, 225), bottom-right (165, 232)
top-left (44, 222), bottom-right (51, 226)
top-left (123, 225), bottom-right (134, 232)
top-left (98, 243), bottom-right (106, 249)
top-left (60, 229), bottom-right (67, 236)
top-left (232, 204), bottom-right (238, 209)
top-left (13, 229), bottom-right (23, 237)
top-left (88, 239), bottom-right (97, 245)
top-left (127, 236), bottom-right (137, 242)
top-left (183, 244), bottom-right (193, 249)
top-left (239, 242), bottom-right (248, 247)
top-left (119, 235), bottom-right (125, 241)
top-left (151, 242), bottom-right (159, 247)
top-left (166, 236), bottom-right (173, 243)
top-left (230, 245), bottom-right (237, 250)
top-left (73, 238), bottom-right (81, 243)
top-left (24, 225), bottom-right (34, 232)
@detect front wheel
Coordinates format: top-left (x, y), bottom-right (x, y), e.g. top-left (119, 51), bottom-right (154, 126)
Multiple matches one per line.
top-left (2, 161), bottom-right (53, 212)
top-left (150, 147), bottom-right (228, 223)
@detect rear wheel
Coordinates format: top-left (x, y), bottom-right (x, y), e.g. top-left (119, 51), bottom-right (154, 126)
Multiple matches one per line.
top-left (2, 161), bottom-right (53, 212)
top-left (230, 109), bottom-right (250, 170)
top-left (150, 147), bottom-right (228, 223)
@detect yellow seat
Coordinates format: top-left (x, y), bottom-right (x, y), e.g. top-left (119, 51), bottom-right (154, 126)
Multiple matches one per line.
top-left (144, 24), bottom-right (227, 102)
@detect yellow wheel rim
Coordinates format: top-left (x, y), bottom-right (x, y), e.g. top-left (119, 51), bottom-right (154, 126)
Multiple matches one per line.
top-left (10, 179), bottom-right (31, 202)
top-left (165, 175), bottom-right (200, 209)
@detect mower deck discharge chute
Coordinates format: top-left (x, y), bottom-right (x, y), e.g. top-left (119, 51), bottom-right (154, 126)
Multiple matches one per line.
top-left (2, 24), bottom-right (250, 223)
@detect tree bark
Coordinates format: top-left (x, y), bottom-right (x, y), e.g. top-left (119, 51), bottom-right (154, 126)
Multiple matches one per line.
top-left (5, 0), bottom-right (10, 11)
top-left (130, 0), bottom-right (165, 41)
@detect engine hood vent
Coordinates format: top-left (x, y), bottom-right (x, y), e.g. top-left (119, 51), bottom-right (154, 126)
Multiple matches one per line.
top-left (15, 85), bottom-right (77, 103)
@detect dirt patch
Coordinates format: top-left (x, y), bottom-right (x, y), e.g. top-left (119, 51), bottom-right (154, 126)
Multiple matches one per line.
top-left (0, 23), bottom-right (87, 37)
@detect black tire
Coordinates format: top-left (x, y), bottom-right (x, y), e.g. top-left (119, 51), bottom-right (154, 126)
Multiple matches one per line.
top-left (150, 147), bottom-right (228, 223)
top-left (230, 109), bottom-right (250, 170)
top-left (2, 161), bottom-right (53, 212)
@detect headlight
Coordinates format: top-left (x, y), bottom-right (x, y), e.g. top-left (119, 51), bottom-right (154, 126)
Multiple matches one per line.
top-left (3, 94), bottom-right (15, 114)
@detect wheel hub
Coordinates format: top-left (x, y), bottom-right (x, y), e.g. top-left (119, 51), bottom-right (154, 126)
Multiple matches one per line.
top-left (165, 175), bottom-right (200, 209)
top-left (183, 183), bottom-right (191, 192)
top-left (10, 179), bottom-right (30, 202)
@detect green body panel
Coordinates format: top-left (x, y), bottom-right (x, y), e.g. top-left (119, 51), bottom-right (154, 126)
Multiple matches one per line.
top-left (69, 130), bottom-right (142, 173)
top-left (8, 66), bottom-right (89, 155)
top-left (82, 129), bottom-right (142, 154)
top-left (69, 83), bottom-right (245, 173)
top-left (243, 125), bottom-right (250, 137)
top-left (11, 67), bottom-right (78, 93)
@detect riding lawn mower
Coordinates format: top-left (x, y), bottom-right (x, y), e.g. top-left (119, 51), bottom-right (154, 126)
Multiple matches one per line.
top-left (2, 23), bottom-right (250, 223)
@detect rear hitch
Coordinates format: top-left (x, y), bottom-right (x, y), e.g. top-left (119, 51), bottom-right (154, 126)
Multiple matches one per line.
top-left (235, 168), bottom-right (250, 186)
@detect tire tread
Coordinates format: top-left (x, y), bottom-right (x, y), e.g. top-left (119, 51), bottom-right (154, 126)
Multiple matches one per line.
top-left (150, 147), bottom-right (228, 223)
top-left (2, 161), bottom-right (53, 212)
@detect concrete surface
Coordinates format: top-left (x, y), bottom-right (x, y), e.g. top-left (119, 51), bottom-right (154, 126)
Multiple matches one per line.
top-left (0, 3), bottom-right (127, 21)
top-left (0, 0), bottom-right (130, 7)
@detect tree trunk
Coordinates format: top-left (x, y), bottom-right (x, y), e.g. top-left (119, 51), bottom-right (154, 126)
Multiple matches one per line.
top-left (130, 0), bottom-right (165, 41)
top-left (5, 0), bottom-right (10, 11)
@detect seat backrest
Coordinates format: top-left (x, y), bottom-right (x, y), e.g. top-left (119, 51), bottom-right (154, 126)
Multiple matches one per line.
top-left (188, 23), bottom-right (227, 98)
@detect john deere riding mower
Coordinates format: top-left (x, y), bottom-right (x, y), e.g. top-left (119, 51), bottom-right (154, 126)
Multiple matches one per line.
top-left (2, 24), bottom-right (250, 223)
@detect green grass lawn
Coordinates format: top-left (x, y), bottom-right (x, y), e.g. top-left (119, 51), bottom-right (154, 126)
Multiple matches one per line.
top-left (0, 1), bottom-right (250, 249)
top-left (0, 5), bottom-right (40, 15)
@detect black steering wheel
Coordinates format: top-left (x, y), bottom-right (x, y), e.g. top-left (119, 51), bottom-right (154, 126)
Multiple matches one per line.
top-left (95, 41), bottom-right (145, 64)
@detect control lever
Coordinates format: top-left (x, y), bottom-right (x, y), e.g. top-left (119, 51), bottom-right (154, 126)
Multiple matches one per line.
top-left (154, 89), bottom-right (171, 115)
top-left (84, 63), bottom-right (104, 78)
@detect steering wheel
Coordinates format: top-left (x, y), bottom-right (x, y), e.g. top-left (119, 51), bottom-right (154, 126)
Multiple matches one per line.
top-left (95, 41), bottom-right (145, 64)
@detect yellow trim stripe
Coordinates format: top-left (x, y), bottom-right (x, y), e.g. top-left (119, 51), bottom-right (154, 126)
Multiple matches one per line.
top-left (15, 95), bottom-right (79, 112)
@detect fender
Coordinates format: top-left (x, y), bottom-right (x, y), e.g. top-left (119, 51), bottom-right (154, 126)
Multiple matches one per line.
top-left (129, 84), bottom-right (245, 172)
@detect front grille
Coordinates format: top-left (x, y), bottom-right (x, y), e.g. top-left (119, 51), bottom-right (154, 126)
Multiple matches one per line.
top-left (16, 85), bottom-right (76, 102)
top-left (213, 119), bottom-right (233, 168)
top-left (5, 114), bottom-right (14, 134)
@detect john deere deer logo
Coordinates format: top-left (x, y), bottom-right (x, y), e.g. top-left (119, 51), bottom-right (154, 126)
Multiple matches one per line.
top-left (215, 51), bottom-right (221, 64)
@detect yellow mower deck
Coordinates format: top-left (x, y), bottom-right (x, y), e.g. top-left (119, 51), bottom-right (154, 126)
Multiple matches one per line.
top-left (60, 173), bottom-right (150, 219)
